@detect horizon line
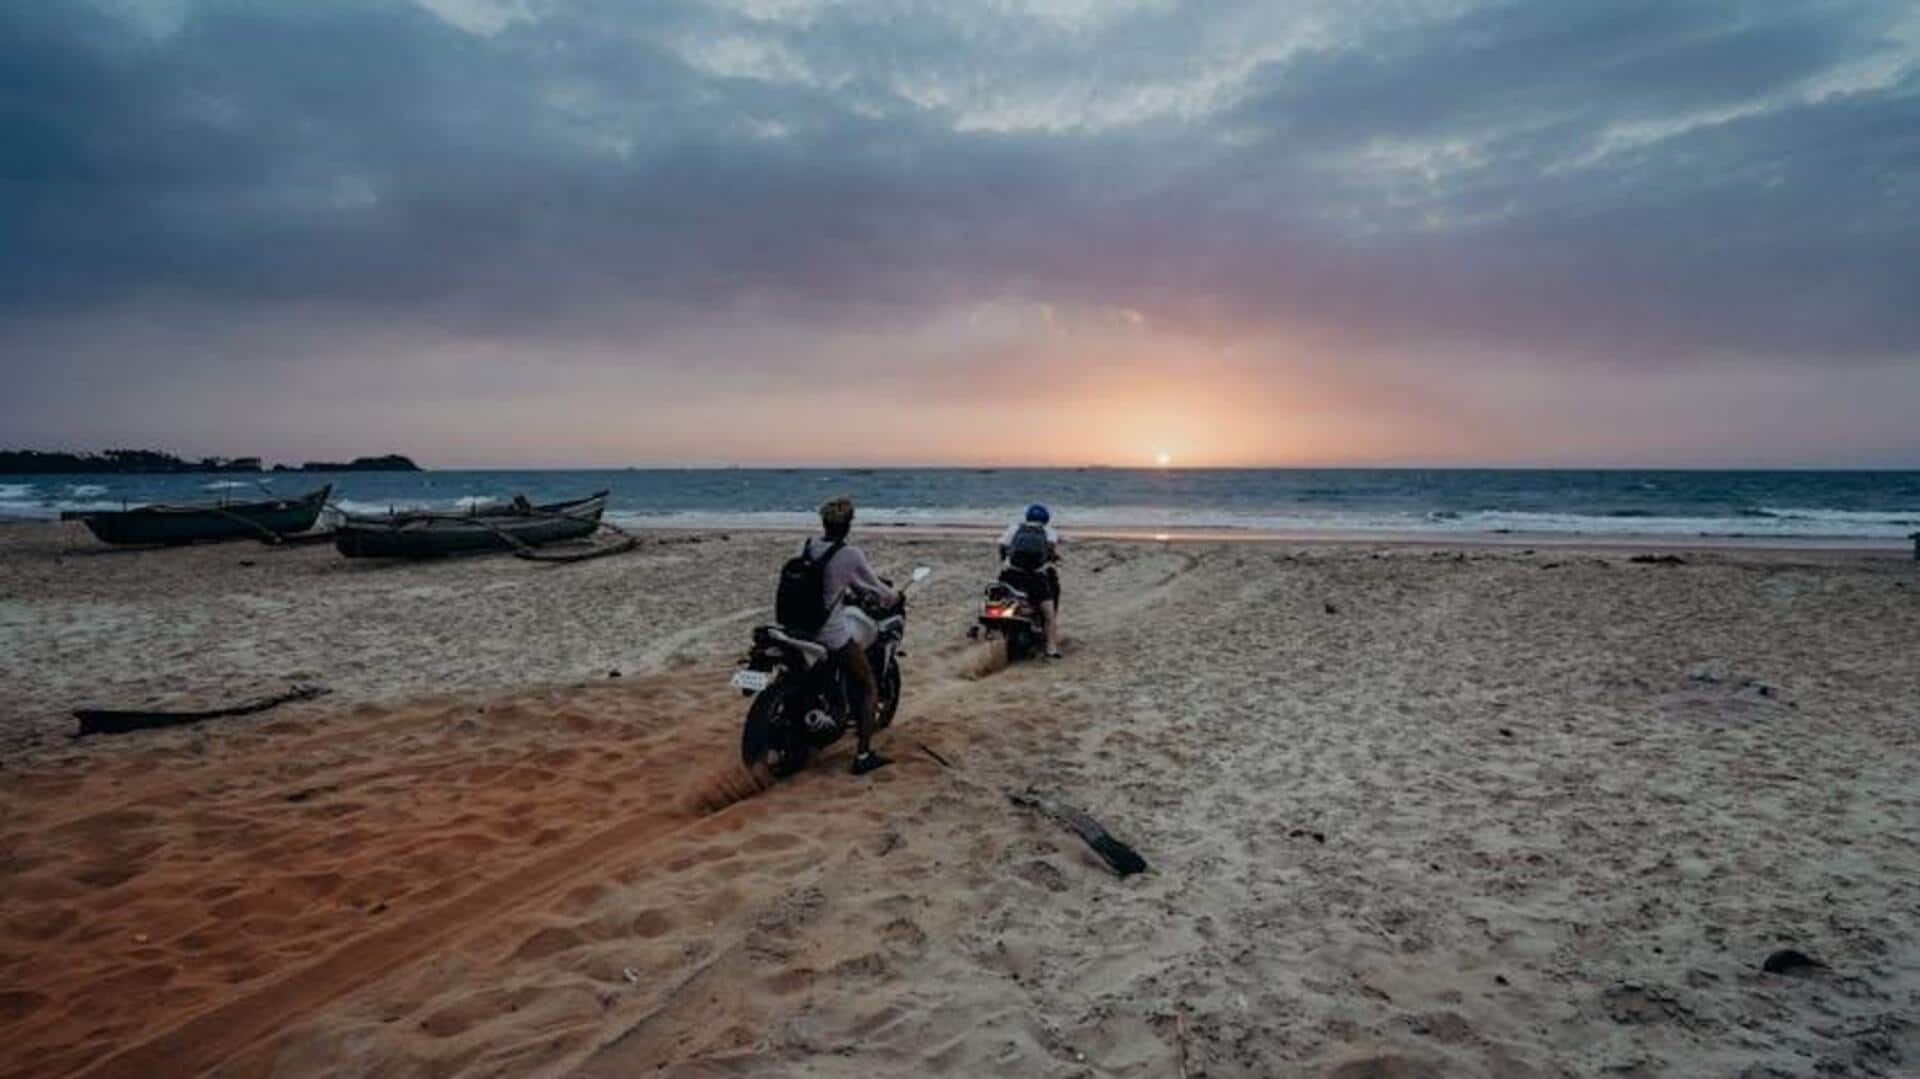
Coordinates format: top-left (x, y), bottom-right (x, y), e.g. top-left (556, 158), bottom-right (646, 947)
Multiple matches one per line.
top-left (153, 456), bottom-right (1920, 470)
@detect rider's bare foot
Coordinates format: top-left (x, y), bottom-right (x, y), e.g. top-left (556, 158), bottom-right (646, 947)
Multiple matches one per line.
top-left (850, 750), bottom-right (891, 776)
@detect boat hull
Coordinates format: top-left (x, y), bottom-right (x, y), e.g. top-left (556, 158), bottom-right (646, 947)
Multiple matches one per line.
top-left (333, 493), bottom-right (606, 559)
top-left (67, 486), bottom-right (331, 546)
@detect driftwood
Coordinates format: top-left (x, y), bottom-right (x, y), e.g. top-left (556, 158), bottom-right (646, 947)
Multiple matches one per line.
top-left (75, 685), bottom-right (329, 737)
top-left (915, 742), bottom-right (1149, 878)
top-left (1007, 787), bottom-right (1150, 877)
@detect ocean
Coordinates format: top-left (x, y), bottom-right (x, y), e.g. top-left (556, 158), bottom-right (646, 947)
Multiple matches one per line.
top-left (5, 468), bottom-right (1919, 544)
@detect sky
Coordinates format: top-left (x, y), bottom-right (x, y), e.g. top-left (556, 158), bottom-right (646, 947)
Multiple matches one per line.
top-left (2, 0), bottom-right (1917, 468)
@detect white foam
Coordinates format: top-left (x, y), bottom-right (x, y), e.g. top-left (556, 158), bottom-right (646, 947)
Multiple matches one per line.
top-left (1755, 507), bottom-right (1920, 527)
top-left (609, 502), bottom-right (1916, 542)
top-left (1440, 509), bottom-right (1916, 539)
top-left (66, 484), bottom-right (109, 497)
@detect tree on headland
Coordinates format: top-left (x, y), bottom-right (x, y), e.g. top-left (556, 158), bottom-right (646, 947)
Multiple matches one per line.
top-left (0, 449), bottom-right (220, 474)
top-left (1, 449), bottom-right (420, 474)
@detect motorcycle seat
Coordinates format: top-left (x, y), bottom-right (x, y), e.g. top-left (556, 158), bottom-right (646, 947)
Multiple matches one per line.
top-left (985, 581), bottom-right (1028, 603)
top-left (761, 625), bottom-right (831, 667)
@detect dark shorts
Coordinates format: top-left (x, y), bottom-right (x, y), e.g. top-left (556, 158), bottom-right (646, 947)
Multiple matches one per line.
top-left (999, 566), bottom-right (1059, 604)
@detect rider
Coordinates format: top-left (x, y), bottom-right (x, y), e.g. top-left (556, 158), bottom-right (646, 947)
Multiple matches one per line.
top-left (800, 497), bottom-right (899, 775)
top-left (998, 503), bottom-right (1063, 659)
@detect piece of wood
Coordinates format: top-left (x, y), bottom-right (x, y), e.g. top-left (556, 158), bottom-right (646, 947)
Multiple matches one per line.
top-left (916, 747), bottom-right (1148, 878)
top-left (75, 685), bottom-right (329, 736)
top-left (1008, 787), bottom-right (1149, 877)
top-left (918, 741), bottom-right (955, 769)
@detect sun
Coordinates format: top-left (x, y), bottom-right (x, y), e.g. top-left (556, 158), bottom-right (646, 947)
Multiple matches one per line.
top-left (1154, 450), bottom-right (1172, 467)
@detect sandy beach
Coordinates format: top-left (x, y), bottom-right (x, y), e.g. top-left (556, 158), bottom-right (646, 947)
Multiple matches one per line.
top-left (2, 522), bottom-right (1916, 1077)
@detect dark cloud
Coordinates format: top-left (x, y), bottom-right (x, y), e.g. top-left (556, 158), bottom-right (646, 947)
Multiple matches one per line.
top-left (1, 0), bottom-right (1916, 462)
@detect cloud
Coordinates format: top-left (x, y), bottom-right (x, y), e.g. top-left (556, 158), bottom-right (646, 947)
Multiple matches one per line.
top-left (1, 0), bottom-right (1916, 463)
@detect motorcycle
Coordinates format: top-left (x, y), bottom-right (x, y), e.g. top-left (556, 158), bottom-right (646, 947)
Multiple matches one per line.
top-left (970, 572), bottom-right (1049, 661)
top-left (734, 566), bottom-right (931, 777)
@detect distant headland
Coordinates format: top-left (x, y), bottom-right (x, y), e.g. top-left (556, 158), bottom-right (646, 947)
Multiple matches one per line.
top-left (0, 449), bottom-right (422, 474)
top-left (274, 455), bottom-right (422, 473)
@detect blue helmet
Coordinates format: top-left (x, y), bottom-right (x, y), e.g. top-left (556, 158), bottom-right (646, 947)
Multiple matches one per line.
top-left (1025, 503), bottom-right (1051, 524)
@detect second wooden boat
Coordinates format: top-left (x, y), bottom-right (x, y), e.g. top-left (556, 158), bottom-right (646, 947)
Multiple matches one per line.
top-left (332, 491), bottom-right (608, 558)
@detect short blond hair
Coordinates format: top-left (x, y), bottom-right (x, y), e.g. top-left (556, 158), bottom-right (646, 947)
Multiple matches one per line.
top-left (819, 496), bottom-right (855, 533)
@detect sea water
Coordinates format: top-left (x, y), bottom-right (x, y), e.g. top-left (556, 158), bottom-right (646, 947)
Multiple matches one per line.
top-left (4, 469), bottom-right (1918, 544)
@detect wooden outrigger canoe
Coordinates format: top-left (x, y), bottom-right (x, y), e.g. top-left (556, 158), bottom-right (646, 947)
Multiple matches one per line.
top-left (332, 491), bottom-right (608, 559)
top-left (61, 485), bottom-right (332, 546)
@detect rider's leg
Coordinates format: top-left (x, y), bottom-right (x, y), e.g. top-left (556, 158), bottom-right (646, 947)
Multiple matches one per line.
top-left (1043, 569), bottom-right (1063, 656)
top-left (841, 642), bottom-right (886, 772)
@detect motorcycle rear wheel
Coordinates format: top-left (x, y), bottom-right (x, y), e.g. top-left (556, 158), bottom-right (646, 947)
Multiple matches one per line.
top-left (1007, 627), bottom-right (1036, 662)
top-left (741, 691), bottom-right (810, 777)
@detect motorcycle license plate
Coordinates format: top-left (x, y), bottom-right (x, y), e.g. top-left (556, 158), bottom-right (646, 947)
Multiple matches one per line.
top-left (730, 669), bottom-right (771, 693)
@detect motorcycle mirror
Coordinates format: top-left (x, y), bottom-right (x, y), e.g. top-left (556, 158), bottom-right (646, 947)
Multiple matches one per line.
top-left (911, 566), bottom-right (933, 583)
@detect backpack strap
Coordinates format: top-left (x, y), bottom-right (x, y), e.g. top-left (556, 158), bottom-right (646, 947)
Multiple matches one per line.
top-left (810, 537), bottom-right (846, 566)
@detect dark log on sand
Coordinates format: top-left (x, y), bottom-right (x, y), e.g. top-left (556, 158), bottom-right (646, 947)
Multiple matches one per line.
top-left (915, 742), bottom-right (1148, 878)
top-left (1008, 787), bottom-right (1149, 878)
top-left (75, 685), bottom-right (329, 737)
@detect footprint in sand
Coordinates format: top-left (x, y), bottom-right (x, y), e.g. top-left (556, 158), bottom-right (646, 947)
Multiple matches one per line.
top-left (511, 925), bottom-right (589, 963)
top-left (628, 909), bottom-right (676, 939)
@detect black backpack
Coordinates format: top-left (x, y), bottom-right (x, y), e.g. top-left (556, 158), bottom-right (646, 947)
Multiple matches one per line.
top-left (1007, 522), bottom-right (1050, 572)
top-left (775, 538), bottom-right (844, 633)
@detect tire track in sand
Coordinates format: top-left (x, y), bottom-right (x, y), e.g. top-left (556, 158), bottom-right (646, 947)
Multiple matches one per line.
top-left (70, 663), bottom-right (757, 1079)
top-left (76, 763), bottom-right (719, 1079)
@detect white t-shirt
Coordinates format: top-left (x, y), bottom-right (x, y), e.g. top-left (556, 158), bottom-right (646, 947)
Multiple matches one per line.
top-left (799, 536), bottom-right (895, 649)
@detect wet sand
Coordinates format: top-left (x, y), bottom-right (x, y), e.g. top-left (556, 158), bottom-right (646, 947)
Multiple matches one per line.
top-left (1, 523), bottom-right (1916, 1076)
